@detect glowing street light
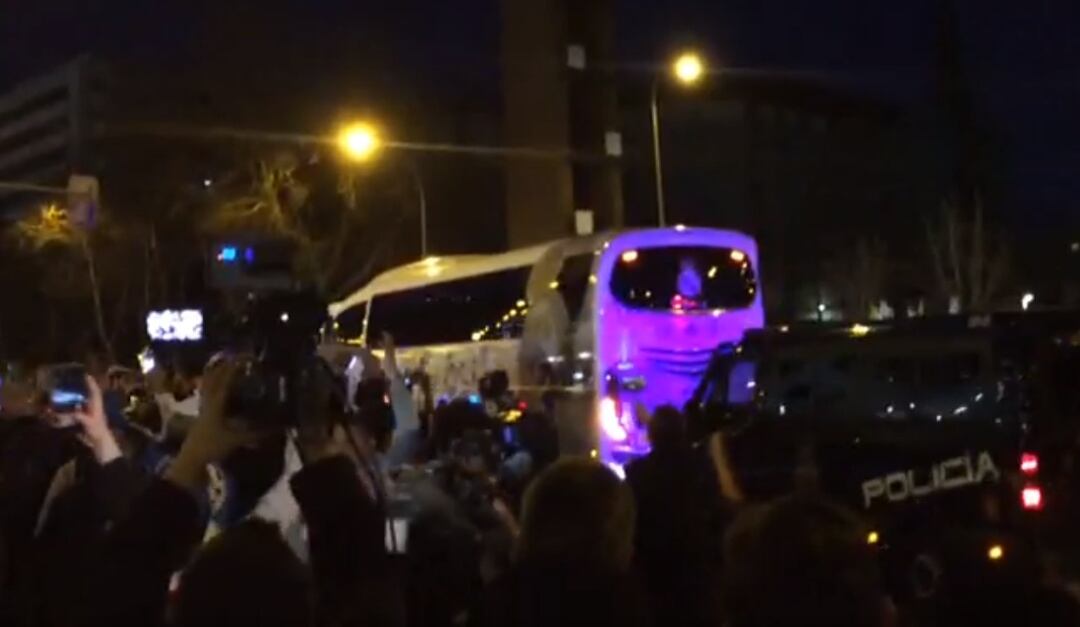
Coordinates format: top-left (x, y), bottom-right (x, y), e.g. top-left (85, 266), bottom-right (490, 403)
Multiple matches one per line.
top-left (652, 50), bottom-right (708, 226)
top-left (337, 122), bottom-right (381, 162)
top-left (336, 120), bottom-right (428, 258)
top-left (672, 52), bottom-right (706, 85)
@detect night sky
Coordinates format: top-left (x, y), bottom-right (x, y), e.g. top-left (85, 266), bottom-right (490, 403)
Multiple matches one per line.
top-left (2, 0), bottom-right (1078, 227)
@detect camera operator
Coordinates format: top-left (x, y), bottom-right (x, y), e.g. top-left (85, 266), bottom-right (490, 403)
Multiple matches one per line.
top-left (237, 331), bottom-right (421, 564)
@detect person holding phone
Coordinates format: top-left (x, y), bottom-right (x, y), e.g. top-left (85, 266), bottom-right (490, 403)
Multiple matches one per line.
top-left (12, 366), bottom-right (147, 626)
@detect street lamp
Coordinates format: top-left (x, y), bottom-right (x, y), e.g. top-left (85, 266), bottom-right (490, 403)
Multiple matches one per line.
top-left (337, 121), bottom-right (381, 162)
top-left (651, 50), bottom-right (707, 227)
top-left (336, 120), bottom-right (428, 257)
top-left (673, 52), bottom-right (705, 86)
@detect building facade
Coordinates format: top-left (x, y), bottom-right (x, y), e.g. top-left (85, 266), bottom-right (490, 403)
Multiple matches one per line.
top-left (0, 57), bottom-right (101, 217)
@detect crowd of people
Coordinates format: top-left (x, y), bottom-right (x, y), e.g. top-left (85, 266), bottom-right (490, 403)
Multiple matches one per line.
top-left (1, 336), bottom-right (1079, 627)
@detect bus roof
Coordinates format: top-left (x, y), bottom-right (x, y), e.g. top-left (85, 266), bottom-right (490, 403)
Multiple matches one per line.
top-left (329, 239), bottom-right (567, 317)
top-left (328, 226), bottom-right (758, 317)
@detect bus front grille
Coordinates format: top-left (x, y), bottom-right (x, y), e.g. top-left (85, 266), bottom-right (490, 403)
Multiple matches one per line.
top-left (638, 346), bottom-right (712, 376)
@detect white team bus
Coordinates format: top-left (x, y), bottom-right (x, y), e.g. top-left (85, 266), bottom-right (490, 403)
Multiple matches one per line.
top-left (327, 226), bottom-right (764, 467)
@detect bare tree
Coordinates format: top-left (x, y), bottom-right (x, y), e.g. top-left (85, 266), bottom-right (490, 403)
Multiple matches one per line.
top-left (824, 237), bottom-right (890, 320)
top-left (205, 151), bottom-right (404, 296)
top-left (9, 204), bottom-right (114, 359)
top-left (924, 194), bottom-right (1010, 312)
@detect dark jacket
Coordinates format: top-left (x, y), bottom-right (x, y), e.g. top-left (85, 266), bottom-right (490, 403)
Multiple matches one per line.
top-left (291, 456), bottom-right (401, 627)
top-left (625, 445), bottom-right (727, 627)
top-left (3, 420), bottom-right (146, 627)
top-left (483, 563), bottom-right (650, 627)
top-left (627, 445), bottom-right (728, 563)
top-left (80, 454), bottom-right (398, 627)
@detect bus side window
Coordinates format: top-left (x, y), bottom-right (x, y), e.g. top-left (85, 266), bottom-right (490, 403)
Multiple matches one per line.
top-left (556, 254), bottom-right (594, 326)
top-left (334, 303), bottom-right (367, 342)
top-left (368, 267), bottom-right (530, 346)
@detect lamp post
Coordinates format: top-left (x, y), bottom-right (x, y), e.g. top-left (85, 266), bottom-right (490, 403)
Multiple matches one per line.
top-left (650, 51), bottom-right (706, 227)
top-left (405, 159), bottom-right (428, 258)
top-left (337, 121), bottom-right (429, 258)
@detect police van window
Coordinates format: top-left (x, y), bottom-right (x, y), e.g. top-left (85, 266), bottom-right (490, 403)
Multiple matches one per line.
top-left (831, 354), bottom-right (855, 373)
top-left (878, 357), bottom-right (916, 385)
top-left (778, 359), bottom-right (803, 377)
top-left (367, 267), bottom-right (530, 347)
top-left (782, 383), bottom-right (813, 407)
top-left (556, 253), bottom-right (594, 325)
top-left (921, 352), bottom-right (981, 387)
top-left (726, 361), bottom-right (758, 404)
top-left (334, 302), bottom-right (367, 342)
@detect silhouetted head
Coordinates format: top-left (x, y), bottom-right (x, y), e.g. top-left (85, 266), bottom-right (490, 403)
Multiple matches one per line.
top-left (646, 404), bottom-right (688, 453)
top-left (176, 519), bottom-right (313, 627)
top-left (723, 495), bottom-right (888, 627)
top-left (518, 458), bottom-right (635, 574)
top-left (169, 351), bottom-right (206, 401)
top-left (431, 398), bottom-right (492, 456)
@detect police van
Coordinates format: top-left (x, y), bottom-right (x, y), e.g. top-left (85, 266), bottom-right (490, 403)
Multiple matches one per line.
top-left (687, 312), bottom-right (1080, 603)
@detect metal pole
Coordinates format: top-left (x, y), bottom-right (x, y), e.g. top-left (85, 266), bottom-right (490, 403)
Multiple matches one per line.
top-left (406, 161), bottom-right (428, 258)
top-left (649, 80), bottom-right (666, 227)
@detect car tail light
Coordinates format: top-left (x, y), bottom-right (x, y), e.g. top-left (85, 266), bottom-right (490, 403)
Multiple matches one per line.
top-left (1020, 452), bottom-right (1039, 475)
top-left (1021, 485), bottom-right (1044, 511)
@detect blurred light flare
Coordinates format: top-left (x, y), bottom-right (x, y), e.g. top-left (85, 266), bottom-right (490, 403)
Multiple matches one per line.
top-left (338, 122), bottom-right (381, 161)
top-left (672, 52), bottom-right (705, 84)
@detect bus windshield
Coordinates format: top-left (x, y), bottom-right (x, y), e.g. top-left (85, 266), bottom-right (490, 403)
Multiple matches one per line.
top-left (610, 246), bottom-right (756, 311)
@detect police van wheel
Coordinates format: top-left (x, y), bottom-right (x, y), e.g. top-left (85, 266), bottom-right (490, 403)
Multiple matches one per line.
top-left (909, 552), bottom-right (944, 600)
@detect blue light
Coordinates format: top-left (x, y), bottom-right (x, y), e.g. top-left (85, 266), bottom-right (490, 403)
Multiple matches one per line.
top-left (244, 247), bottom-right (255, 263)
top-left (218, 246), bottom-right (238, 262)
top-left (468, 393), bottom-right (482, 405)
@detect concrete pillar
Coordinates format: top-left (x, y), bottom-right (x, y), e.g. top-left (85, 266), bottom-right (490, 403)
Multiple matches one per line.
top-left (501, 0), bottom-right (574, 248)
top-left (501, 0), bottom-right (621, 248)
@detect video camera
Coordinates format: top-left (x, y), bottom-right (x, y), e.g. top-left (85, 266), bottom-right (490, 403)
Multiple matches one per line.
top-left (208, 239), bottom-right (337, 427)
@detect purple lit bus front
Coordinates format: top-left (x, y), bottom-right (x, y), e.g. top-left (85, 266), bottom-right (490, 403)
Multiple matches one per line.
top-left (592, 227), bottom-right (764, 465)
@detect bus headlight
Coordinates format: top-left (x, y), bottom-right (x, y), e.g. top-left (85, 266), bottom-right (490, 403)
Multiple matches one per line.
top-left (599, 397), bottom-right (628, 442)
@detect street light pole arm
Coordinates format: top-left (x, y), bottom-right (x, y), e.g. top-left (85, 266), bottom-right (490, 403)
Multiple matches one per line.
top-left (0, 181), bottom-right (68, 194)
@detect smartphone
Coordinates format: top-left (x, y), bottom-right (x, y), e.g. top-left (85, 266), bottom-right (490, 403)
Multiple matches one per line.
top-left (137, 348), bottom-right (156, 374)
top-left (146, 309), bottom-right (203, 342)
top-left (385, 518), bottom-right (409, 554)
top-left (48, 364), bottom-right (89, 413)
